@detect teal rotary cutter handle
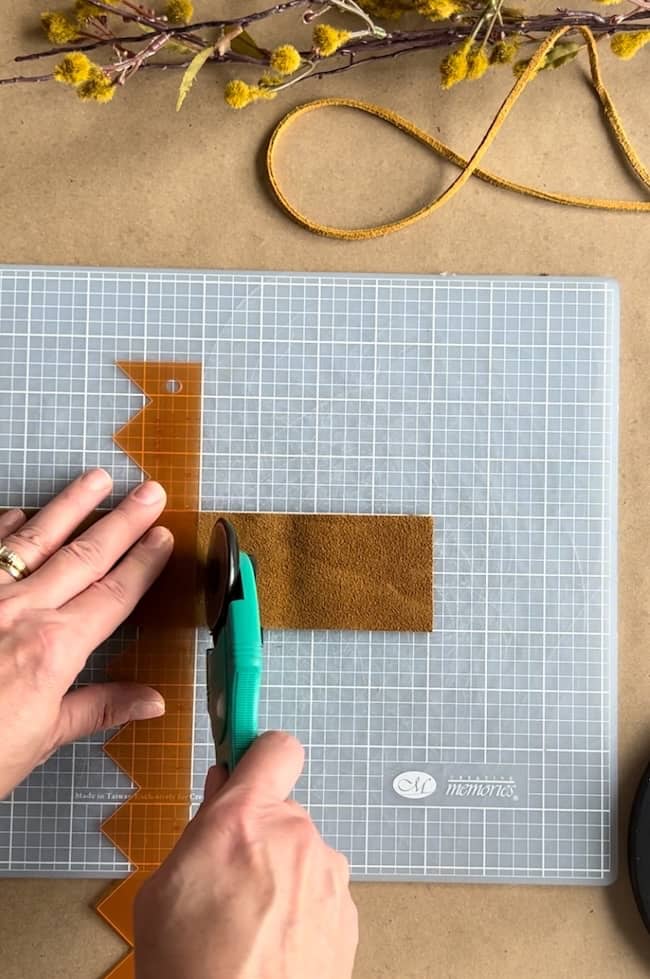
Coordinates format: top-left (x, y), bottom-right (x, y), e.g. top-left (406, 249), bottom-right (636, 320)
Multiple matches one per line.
top-left (205, 517), bottom-right (263, 772)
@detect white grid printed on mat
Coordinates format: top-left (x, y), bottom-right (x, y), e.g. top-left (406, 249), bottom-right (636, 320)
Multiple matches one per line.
top-left (0, 267), bottom-right (618, 883)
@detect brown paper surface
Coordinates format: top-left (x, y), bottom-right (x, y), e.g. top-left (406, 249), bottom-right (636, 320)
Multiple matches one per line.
top-left (1, 0), bottom-right (650, 974)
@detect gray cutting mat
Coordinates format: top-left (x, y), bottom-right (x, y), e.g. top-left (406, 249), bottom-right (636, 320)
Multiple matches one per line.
top-left (0, 267), bottom-right (618, 884)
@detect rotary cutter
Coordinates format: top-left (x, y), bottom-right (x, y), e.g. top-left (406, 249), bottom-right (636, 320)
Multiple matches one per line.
top-left (205, 517), bottom-right (264, 771)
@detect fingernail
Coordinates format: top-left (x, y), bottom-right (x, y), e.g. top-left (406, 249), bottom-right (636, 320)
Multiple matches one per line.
top-left (143, 526), bottom-right (173, 549)
top-left (3, 509), bottom-right (25, 532)
top-left (83, 468), bottom-right (112, 491)
top-left (130, 697), bottom-right (165, 721)
top-left (132, 480), bottom-right (165, 504)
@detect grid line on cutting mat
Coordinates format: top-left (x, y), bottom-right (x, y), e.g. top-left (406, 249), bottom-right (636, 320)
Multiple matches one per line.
top-left (0, 268), bottom-right (618, 884)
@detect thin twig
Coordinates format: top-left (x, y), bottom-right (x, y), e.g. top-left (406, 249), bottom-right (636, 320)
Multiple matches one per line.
top-left (14, 0), bottom-right (311, 62)
top-left (0, 42), bottom-right (451, 87)
top-left (311, 36), bottom-right (459, 76)
top-left (4, 2), bottom-right (650, 88)
top-left (481, 0), bottom-right (506, 49)
top-left (0, 72), bottom-right (54, 85)
top-left (15, 4), bottom-right (650, 65)
top-left (87, 0), bottom-right (166, 29)
top-left (113, 29), bottom-right (171, 81)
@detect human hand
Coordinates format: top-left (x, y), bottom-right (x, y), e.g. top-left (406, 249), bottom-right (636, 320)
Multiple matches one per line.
top-left (0, 469), bottom-right (173, 799)
top-left (135, 732), bottom-right (359, 979)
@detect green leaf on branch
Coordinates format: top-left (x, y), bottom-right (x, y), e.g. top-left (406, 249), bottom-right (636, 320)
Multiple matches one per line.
top-left (230, 29), bottom-right (266, 60)
top-left (543, 41), bottom-right (580, 70)
top-left (176, 44), bottom-right (214, 111)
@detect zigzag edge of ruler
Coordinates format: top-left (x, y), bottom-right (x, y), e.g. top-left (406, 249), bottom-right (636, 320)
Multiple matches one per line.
top-left (95, 361), bottom-right (202, 979)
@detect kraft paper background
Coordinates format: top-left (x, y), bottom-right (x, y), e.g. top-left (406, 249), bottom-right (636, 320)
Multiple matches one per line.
top-left (1, 1), bottom-right (649, 975)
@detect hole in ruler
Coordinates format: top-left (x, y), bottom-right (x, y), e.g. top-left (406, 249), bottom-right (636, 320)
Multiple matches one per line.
top-left (166, 378), bottom-right (182, 394)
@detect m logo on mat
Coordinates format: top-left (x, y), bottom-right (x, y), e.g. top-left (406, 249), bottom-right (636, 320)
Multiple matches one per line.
top-left (392, 771), bottom-right (437, 799)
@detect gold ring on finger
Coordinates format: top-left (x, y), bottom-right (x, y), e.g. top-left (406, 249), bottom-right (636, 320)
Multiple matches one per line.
top-left (0, 543), bottom-right (31, 581)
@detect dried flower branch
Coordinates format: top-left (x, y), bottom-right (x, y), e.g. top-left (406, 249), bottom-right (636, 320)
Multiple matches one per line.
top-left (1, 0), bottom-right (649, 106)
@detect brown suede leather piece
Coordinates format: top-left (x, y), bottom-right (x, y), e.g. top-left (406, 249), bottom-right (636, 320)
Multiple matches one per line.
top-left (198, 512), bottom-right (434, 633)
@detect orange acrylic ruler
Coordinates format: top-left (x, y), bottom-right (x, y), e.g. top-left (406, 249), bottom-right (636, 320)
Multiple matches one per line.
top-left (96, 361), bottom-right (202, 977)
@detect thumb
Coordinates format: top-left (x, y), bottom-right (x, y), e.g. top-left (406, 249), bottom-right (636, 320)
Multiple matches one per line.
top-left (190, 765), bottom-right (229, 821)
top-left (56, 682), bottom-right (165, 744)
top-left (196, 764), bottom-right (229, 812)
top-left (224, 731), bottom-right (305, 803)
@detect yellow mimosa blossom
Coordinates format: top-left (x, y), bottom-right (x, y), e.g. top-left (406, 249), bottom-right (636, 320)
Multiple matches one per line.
top-left (164, 0), bottom-right (194, 24)
top-left (490, 37), bottom-right (520, 64)
top-left (77, 66), bottom-right (115, 102)
top-left (312, 24), bottom-right (351, 56)
top-left (259, 73), bottom-right (284, 86)
top-left (466, 44), bottom-right (489, 79)
top-left (270, 44), bottom-right (302, 75)
top-left (610, 30), bottom-right (650, 59)
top-left (74, 0), bottom-right (117, 21)
top-left (224, 79), bottom-right (277, 109)
top-left (440, 39), bottom-right (471, 88)
top-left (41, 11), bottom-right (78, 43)
top-left (53, 52), bottom-right (93, 84)
top-left (416, 0), bottom-right (461, 19)
top-left (359, 0), bottom-right (409, 19)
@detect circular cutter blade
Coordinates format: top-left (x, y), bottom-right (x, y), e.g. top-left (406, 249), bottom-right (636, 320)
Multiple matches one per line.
top-left (205, 517), bottom-right (240, 631)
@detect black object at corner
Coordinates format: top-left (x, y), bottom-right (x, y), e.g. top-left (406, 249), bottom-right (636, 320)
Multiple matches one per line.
top-left (629, 762), bottom-right (650, 932)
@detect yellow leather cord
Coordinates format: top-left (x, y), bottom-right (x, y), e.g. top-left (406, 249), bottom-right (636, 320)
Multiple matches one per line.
top-left (266, 26), bottom-right (650, 240)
